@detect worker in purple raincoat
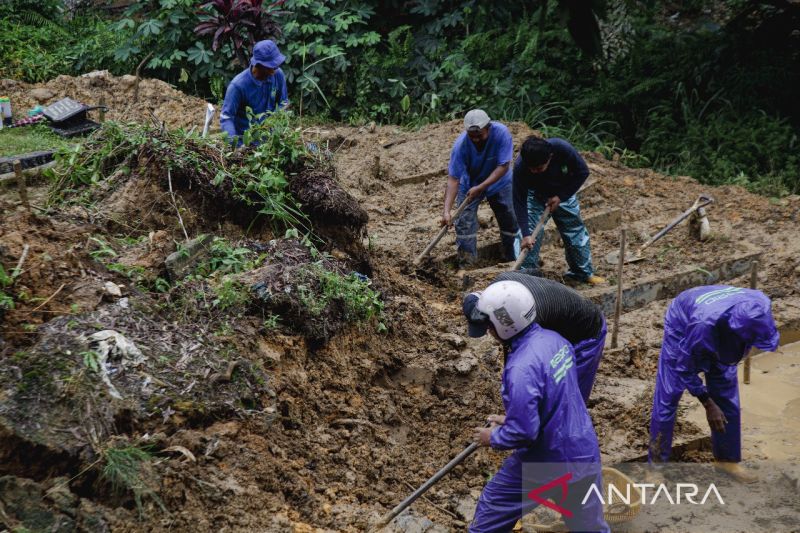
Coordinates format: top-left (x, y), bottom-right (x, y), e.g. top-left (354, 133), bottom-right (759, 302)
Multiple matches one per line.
top-left (465, 280), bottom-right (609, 533)
top-left (465, 271), bottom-right (606, 403)
top-left (649, 285), bottom-right (779, 482)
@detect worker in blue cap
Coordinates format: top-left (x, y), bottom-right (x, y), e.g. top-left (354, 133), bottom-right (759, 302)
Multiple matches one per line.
top-left (220, 39), bottom-right (289, 144)
top-left (649, 285), bottom-right (779, 482)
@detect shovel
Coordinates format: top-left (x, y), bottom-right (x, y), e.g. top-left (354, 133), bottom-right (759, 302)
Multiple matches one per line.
top-left (512, 208), bottom-right (551, 271)
top-left (605, 194), bottom-right (714, 265)
top-left (413, 198), bottom-right (474, 266)
top-left (370, 424), bottom-right (490, 532)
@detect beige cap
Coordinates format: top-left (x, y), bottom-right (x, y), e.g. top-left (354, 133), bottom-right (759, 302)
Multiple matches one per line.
top-left (464, 109), bottom-right (491, 131)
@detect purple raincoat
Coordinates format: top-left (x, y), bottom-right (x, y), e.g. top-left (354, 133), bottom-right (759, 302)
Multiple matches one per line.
top-left (470, 323), bottom-right (609, 533)
top-left (649, 285), bottom-right (779, 463)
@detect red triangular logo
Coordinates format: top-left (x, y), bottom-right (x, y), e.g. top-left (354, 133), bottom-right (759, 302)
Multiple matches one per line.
top-left (526, 472), bottom-right (574, 518)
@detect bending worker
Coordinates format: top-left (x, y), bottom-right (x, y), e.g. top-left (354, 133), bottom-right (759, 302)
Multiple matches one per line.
top-left (464, 280), bottom-right (609, 532)
top-left (442, 110), bottom-right (520, 269)
top-left (464, 271), bottom-right (606, 403)
top-left (220, 39), bottom-right (289, 144)
top-left (649, 285), bottom-right (779, 482)
top-left (512, 136), bottom-right (604, 285)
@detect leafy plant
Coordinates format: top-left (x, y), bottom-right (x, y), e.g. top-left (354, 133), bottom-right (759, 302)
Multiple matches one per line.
top-left (211, 277), bottom-right (251, 310)
top-left (102, 444), bottom-right (164, 515)
top-left (298, 263), bottom-right (384, 328)
top-left (194, 237), bottom-right (258, 277)
top-left (81, 350), bottom-right (101, 372)
top-left (195, 0), bottom-right (283, 68)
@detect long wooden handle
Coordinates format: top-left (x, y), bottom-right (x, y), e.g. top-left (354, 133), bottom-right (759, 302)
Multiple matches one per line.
top-left (371, 442), bottom-right (480, 530)
top-left (512, 208), bottom-right (550, 271)
top-left (636, 195), bottom-right (714, 255)
top-left (413, 198), bottom-right (472, 265)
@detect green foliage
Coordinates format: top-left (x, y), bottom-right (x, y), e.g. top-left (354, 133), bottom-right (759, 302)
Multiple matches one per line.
top-left (298, 263), bottom-right (384, 328)
top-left (194, 237), bottom-right (260, 277)
top-left (81, 350), bottom-right (101, 373)
top-left (50, 118), bottom-right (309, 231)
top-left (211, 277), bottom-right (251, 310)
top-left (278, 0), bottom-right (380, 114)
top-left (114, 0), bottom-right (218, 87)
top-left (0, 13), bottom-right (134, 82)
top-left (0, 264), bottom-right (14, 312)
top-left (102, 444), bottom-right (164, 515)
top-left (0, 125), bottom-right (70, 158)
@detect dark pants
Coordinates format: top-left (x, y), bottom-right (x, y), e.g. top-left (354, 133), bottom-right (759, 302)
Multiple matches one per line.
top-left (455, 185), bottom-right (520, 262)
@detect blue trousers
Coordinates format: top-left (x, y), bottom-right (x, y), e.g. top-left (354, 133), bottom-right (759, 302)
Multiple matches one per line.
top-left (470, 452), bottom-right (609, 533)
top-left (455, 185), bottom-right (521, 261)
top-left (648, 345), bottom-right (741, 463)
top-left (574, 317), bottom-right (607, 404)
top-left (520, 194), bottom-right (594, 281)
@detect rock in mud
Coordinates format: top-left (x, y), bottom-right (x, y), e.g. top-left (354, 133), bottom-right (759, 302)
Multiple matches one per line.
top-left (440, 333), bottom-right (466, 349)
top-left (28, 88), bottom-right (56, 103)
top-left (0, 476), bottom-right (76, 532)
top-left (165, 234), bottom-right (213, 281)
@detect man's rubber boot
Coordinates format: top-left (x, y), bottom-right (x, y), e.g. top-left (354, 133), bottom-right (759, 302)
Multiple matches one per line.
top-left (714, 461), bottom-right (758, 484)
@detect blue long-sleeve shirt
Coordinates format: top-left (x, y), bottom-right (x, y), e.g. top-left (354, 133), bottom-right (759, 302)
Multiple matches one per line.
top-left (220, 67), bottom-right (289, 142)
top-left (490, 323), bottom-right (600, 470)
top-left (448, 121), bottom-right (513, 198)
top-left (662, 285), bottom-right (779, 398)
top-left (512, 138), bottom-right (589, 235)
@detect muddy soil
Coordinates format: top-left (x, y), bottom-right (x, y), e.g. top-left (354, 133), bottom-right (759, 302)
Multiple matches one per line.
top-left (1, 72), bottom-right (213, 133)
top-left (1, 117), bottom-right (800, 532)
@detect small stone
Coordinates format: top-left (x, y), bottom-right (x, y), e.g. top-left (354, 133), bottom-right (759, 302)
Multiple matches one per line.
top-left (164, 234), bottom-right (213, 281)
top-left (120, 74), bottom-right (137, 87)
top-left (455, 494), bottom-right (477, 521)
top-left (104, 281), bottom-right (122, 297)
top-left (454, 353), bottom-right (478, 374)
top-left (441, 333), bottom-right (466, 349)
top-left (29, 88), bottom-right (55, 103)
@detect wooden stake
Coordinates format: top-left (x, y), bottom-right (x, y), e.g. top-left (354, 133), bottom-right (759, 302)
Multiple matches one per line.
top-left (99, 96), bottom-right (106, 123)
top-left (13, 160), bottom-right (29, 210)
top-left (611, 229), bottom-right (626, 349)
top-left (743, 260), bottom-right (759, 384)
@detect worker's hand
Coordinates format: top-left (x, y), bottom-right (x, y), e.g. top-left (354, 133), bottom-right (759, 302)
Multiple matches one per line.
top-left (703, 399), bottom-right (728, 433)
top-left (466, 185), bottom-right (484, 202)
top-left (545, 196), bottom-right (561, 212)
top-left (486, 414), bottom-right (506, 426)
top-left (473, 426), bottom-right (494, 447)
top-left (521, 235), bottom-right (535, 250)
top-left (440, 211), bottom-right (452, 227)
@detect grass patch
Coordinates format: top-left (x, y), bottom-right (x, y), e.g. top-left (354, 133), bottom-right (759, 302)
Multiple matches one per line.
top-left (0, 124), bottom-right (70, 158)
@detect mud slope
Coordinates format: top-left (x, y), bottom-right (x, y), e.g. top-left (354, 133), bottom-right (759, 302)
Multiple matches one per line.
top-left (0, 117), bottom-right (799, 532)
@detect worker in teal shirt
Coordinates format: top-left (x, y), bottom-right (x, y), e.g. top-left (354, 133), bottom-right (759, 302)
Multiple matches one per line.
top-left (220, 40), bottom-right (289, 144)
top-left (441, 110), bottom-right (521, 268)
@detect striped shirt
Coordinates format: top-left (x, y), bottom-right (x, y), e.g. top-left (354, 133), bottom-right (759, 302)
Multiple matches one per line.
top-left (494, 272), bottom-right (603, 344)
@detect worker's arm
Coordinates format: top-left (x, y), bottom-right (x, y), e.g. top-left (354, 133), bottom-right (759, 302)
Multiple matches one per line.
top-left (219, 83), bottom-right (242, 145)
top-left (552, 139), bottom-right (589, 201)
top-left (466, 162), bottom-right (509, 201)
top-left (489, 366), bottom-right (542, 450)
top-left (441, 176), bottom-right (461, 227)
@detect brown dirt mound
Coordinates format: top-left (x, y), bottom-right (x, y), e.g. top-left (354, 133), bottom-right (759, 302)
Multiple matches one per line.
top-left (0, 72), bottom-right (213, 132)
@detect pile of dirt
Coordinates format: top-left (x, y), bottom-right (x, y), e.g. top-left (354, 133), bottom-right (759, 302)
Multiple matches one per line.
top-left (0, 72), bottom-right (213, 132)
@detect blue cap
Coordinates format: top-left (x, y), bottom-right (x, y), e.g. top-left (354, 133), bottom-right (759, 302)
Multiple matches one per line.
top-left (250, 40), bottom-right (285, 70)
top-left (463, 292), bottom-right (489, 338)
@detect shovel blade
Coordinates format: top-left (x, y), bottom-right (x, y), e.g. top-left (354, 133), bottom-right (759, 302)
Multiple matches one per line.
top-left (604, 251), bottom-right (646, 265)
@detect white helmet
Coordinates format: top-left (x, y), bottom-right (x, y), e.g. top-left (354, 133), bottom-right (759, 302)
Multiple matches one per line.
top-left (476, 280), bottom-right (537, 340)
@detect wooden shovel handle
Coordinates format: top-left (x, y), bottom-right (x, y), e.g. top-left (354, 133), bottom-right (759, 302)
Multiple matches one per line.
top-left (413, 198), bottom-right (472, 265)
top-left (513, 208), bottom-right (550, 271)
